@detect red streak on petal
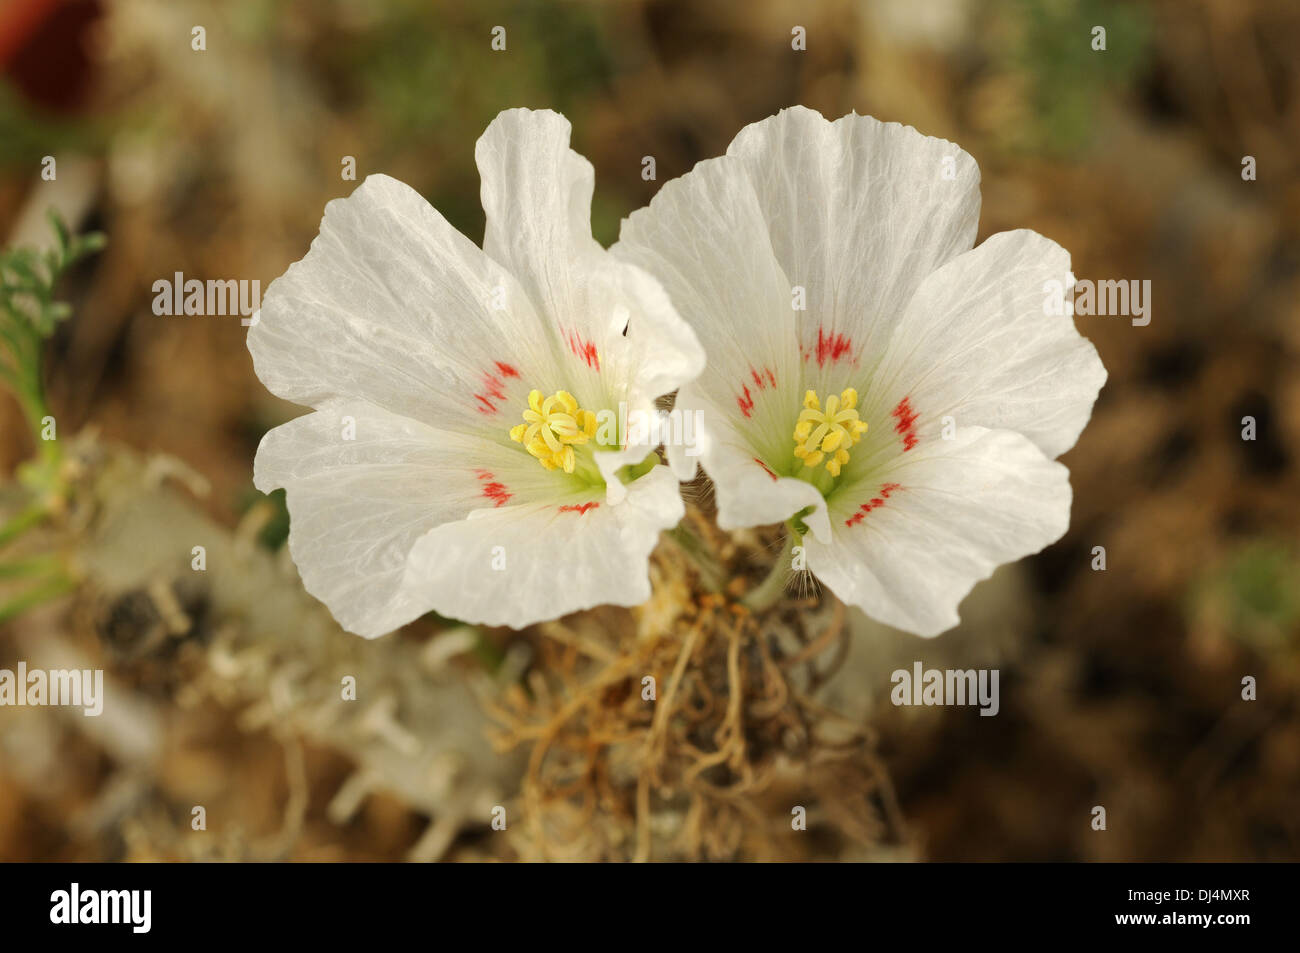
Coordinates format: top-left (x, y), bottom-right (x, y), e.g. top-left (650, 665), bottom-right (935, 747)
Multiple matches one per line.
top-left (737, 385), bottom-right (755, 419)
top-left (815, 327), bottom-right (853, 367)
top-left (748, 366), bottom-right (778, 391)
top-left (738, 365), bottom-right (778, 418)
top-left (474, 361), bottom-right (523, 415)
top-left (558, 502), bottom-right (600, 515)
top-left (891, 397), bottom-right (919, 451)
top-left (562, 327), bottom-right (600, 370)
top-left (474, 469), bottom-right (512, 507)
top-left (753, 457), bottom-right (778, 481)
top-left (844, 482), bottom-right (903, 527)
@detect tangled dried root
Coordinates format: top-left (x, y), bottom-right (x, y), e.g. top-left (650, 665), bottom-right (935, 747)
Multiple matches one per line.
top-left (488, 516), bottom-right (909, 862)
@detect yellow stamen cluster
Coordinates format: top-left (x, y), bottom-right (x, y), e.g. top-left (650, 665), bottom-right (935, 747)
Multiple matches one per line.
top-left (510, 389), bottom-right (597, 473)
top-left (793, 388), bottom-right (868, 477)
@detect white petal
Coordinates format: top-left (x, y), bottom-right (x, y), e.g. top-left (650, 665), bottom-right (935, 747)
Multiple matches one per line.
top-left (862, 229), bottom-right (1106, 460)
top-left (254, 400), bottom-right (573, 638)
top-left (248, 173), bottom-right (556, 435)
top-left (724, 106), bottom-right (981, 391)
top-left (806, 427), bottom-right (1071, 637)
top-left (477, 107), bottom-right (602, 305)
top-left (589, 258), bottom-right (705, 503)
top-left (477, 109), bottom-right (704, 497)
top-left (404, 464), bottom-right (684, 628)
top-left (614, 152), bottom-right (802, 482)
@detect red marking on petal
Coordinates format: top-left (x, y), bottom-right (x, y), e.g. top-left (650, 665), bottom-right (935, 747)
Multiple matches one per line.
top-left (474, 469), bottom-right (512, 507)
top-left (561, 327), bottom-right (600, 370)
top-left (473, 363), bottom-right (519, 415)
top-left (815, 327), bottom-right (853, 367)
top-left (891, 397), bottom-right (919, 451)
top-left (558, 502), bottom-right (599, 515)
top-left (843, 482), bottom-right (903, 527)
top-left (738, 365), bottom-right (778, 418)
top-left (737, 385), bottom-right (755, 419)
top-left (753, 457), bottom-right (778, 481)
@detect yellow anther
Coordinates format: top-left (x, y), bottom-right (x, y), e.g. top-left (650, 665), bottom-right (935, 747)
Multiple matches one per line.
top-left (511, 388), bottom-right (598, 474)
top-left (792, 387), bottom-right (867, 477)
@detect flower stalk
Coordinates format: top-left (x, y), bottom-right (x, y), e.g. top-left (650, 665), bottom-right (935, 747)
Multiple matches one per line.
top-left (742, 532), bottom-right (794, 612)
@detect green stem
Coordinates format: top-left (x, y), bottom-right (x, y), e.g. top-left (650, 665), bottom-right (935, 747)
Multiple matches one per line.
top-left (0, 554), bottom-right (63, 578)
top-left (0, 572), bottom-right (74, 625)
top-left (0, 504), bottom-right (47, 548)
top-left (15, 382), bottom-right (58, 464)
top-left (742, 533), bottom-right (796, 612)
top-left (666, 523), bottom-right (727, 592)
top-left (470, 629), bottom-right (505, 673)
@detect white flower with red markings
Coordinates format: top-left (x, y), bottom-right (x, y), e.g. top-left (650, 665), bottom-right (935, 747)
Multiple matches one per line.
top-left (614, 106), bottom-right (1106, 636)
top-left (248, 108), bottom-right (704, 637)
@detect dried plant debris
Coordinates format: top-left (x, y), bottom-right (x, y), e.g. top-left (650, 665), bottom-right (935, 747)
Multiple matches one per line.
top-left (20, 435), bottom-right (523, 861)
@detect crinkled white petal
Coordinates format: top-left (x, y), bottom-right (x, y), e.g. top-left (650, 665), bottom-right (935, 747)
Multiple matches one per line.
top-left (253, 399), bottom-right (568, 638)
top-left (477, 107), bottom-right (603, 308)
top-left (247, 173), bottom-right (553, 437)
top-left (478, 108), bottom-right (704, 500)
top-left (404, 464), bottom-right (685, 628)
top-left (862, 229), bottom-right (1107, 461)
top-left (614, 153), bottom-right (802, 481)
top-left (806, 427), bottom-right (1071, 637)
top-left (724, 106), bottom-right (981, 393)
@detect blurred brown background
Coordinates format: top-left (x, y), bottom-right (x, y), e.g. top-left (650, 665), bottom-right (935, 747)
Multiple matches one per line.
top-left (0, 0), bottom-right (1297, 861)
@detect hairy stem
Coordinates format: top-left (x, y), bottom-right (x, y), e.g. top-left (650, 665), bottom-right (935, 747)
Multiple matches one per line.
top-left (666, 523), bottom-right (727, 592)
top-left (742, 532), bottom-right (795, 611)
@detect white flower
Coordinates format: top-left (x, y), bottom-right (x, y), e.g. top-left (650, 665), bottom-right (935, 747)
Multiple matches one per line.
top-left (614, 106), bottom-right (1106, 637)
top-left (248, 108), bottom-right (704, 637)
